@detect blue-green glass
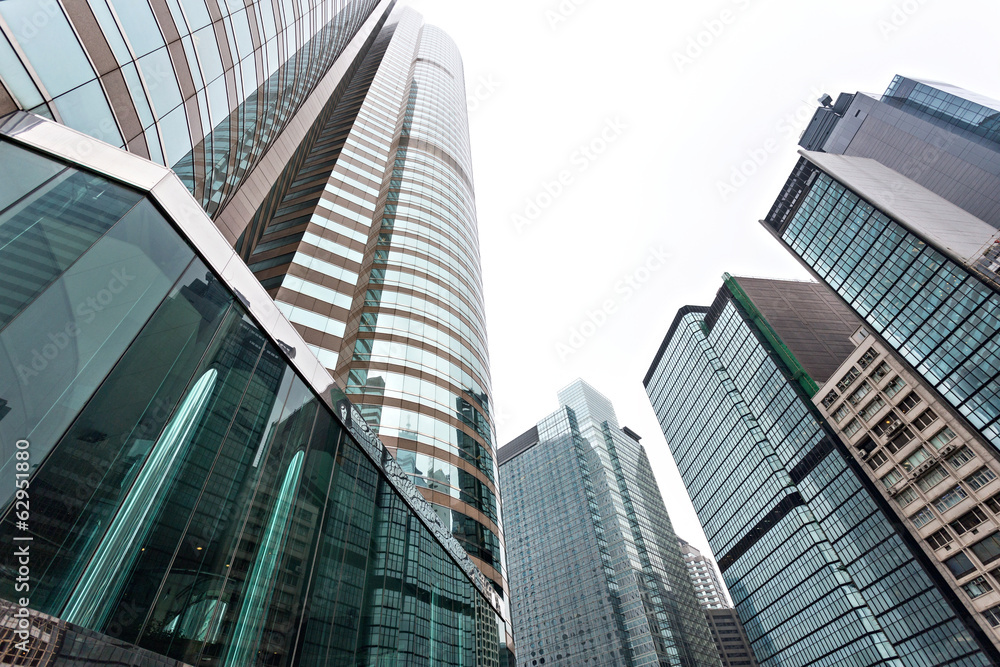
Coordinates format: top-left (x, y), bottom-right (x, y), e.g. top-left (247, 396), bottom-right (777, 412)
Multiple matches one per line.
top-left (0, 198), bottom-right (194, 510)
top-left (781, 172), bottom-right (1000, 450)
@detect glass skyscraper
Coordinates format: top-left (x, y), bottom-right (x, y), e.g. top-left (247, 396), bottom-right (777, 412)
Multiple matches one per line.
top-left (499, 380), bottom-right (722, 667)
top-left (645, 276), bottom-right (998, 666)
top-left (0, 0), bottom-right (512, 663)
top-left (766, 76), bottom-right (1000, 462)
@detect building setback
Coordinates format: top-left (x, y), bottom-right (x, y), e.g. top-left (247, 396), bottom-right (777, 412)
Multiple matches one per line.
top-left (644, 275), bottom-right (1000, 666)
top-left (0, 0), bottom-right (511, 663)
top-left (500, 380), bottom-right (722, 667)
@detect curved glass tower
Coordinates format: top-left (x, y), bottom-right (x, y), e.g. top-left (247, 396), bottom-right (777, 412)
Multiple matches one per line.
top-left (338, 22), bottom-right (503, 595)
top-left (0, 0), bottom-right (382, 219)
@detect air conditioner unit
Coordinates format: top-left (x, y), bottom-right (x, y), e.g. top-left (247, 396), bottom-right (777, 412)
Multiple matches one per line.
top-left (941, 444), bottom-right (956, 456)
top-left (883, 420), bottom-right (904, 437)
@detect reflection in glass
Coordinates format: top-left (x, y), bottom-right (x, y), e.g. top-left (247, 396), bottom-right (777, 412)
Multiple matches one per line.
top-left (223, 449), bottom-right (304, 666)
top-left (62, 369), bottom-right (217, 628)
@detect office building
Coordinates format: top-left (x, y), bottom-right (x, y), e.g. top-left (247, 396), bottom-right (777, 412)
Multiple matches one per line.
top-left (235, 11), bottom-right (505, 601)
top-left (765, 76), bottom-right (1000, 469)
top-left (0, 0), bottom-right (512, 662)
top-left (800, 75), bottom-right (1000, 228)
top-left (645, 275), bottom-right (1000, 665)
top-left (0, 111), bottom-right (507, 665)
top-left (678, 539), bottom-right (728, 609)
top-left (0, 0), bottom-right (506, 605)
top-left (499, 380), bottom-right (722, 667)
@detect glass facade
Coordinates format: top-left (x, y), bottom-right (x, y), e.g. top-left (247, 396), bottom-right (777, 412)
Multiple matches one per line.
top-left (882, 75), bottom-right (1000, 146)
top-left (765, 160), bottom-right (1000, 450)
top-left (644, 279), bottom-right (997, 666)
top-left (500, 381), bottom-right (722, 667)
top-left (0, 0), bottom-right (382, 217)
top-left (0, 126), bottom-right (506, 663)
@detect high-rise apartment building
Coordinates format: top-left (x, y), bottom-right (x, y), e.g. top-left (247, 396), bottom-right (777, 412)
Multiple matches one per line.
top-left (0, 0), bottom-right (512, 663)
top-left (812, 313), bottom-right (1000, 642)
top-left (678, 539), bottom-right (728, 609)
top-left (678, 540), bottom-right (759, 667)
top-left (703, 608), bottom-right (758, 667)
top-left (499, 380), bottom-right (722, 667)
top-left (645, 276), bottom-right (1000, 665)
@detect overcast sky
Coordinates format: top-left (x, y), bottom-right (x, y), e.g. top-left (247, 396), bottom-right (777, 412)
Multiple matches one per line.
top-left (404, 0), bottom-right (1000, 564)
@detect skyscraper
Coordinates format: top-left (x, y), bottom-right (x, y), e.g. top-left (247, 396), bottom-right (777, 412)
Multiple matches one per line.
top-left (499, 380), bottom-right (722, 667)
top-left (764, 76), bottom-right (1000, 463)
top-left (0, 1), bottom-right (505, 602)
top-left (799, 75), bottom-right (1000, 228)
top-left (0, 0), bottom-right (512, 662)
top-left (645, 275), bottom-right (999, 665)
top-left (678, 539), bottom-right (728, 609)
top-left (233, 10), bottom-right (505, 601)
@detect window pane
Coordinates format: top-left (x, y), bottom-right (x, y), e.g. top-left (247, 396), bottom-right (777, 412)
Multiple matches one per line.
top-left (0, 141), bottom-right (66, 212)
top-left (0, 1), bottom-right (93, 97)
top-left (0, 164), bottom-right (142, 328)
top-left (0, 198), bottom-right (195, 510)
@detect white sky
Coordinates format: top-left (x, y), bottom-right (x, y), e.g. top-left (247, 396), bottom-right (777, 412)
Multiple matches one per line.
top-left (404, 0), bottom-right (1000, 563)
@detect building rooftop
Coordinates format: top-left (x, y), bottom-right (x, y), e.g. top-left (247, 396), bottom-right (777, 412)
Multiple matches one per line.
top-left (801, 150), bottom-right (1000, 269)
